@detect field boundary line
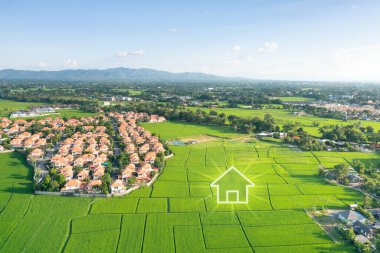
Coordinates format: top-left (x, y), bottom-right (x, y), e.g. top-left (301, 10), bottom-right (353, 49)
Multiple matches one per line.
top-left (203, 198), bottom-right (208, 212)
top-left (294, 184), bottom-right (304, 195)
top-left (172, 226), bottom-right (177, 253)
top-left (0, 191), bottom-right (13, 214)
top-left (135, 198), bottom-right (141, 213)
top-left (204, 147), bottom-right (208, 167)
top-left (140, 214), bottom-right (148, 253)
top-left (252, 142), bottom-right (259, 158)
top-left (60, 218), bottom-right (73, 253)
top-left (0, 194), bottom-right (33, 251)
top-left (222, 144), bottom-right (228, 169)
top-left (184, 147), bottom-right (192, 168)
top-left (266, 184), bottom-right (274, 211)
top-left (115, 215), bottom-right (123, 253)
top-left (271, 164), bottom-right (289, 185)
top-left (71, 227), bottom-right (120, 235)
top-left (252, 242), bottom-right (338, 248)
top-left (198, 213), bottom-right (208, 249)
top-left (311, 151), bottom-right (321, 164)
top-left (236, 212), bottom-right (255, 253)
top-left (87, 199), bottom-right (97, 215)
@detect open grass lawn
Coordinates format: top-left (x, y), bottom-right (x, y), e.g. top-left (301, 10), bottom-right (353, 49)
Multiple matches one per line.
top-left (0, 98), bottom-right (99, 119)
top-left (141, 121), bottom-right (244, 140)
top-left (275, 96), bottom-right (316, 102)
top-left (0, 121), bottom-right (368, 252)
top-left (0, 99), bottom-right (45, 117)
top-left (188, 106), bottom-right (380, 137)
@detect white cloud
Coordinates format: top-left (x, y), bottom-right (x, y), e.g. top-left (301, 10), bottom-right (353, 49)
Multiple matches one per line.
top-left (168, 28), bottom-right (178, 32)
top-left (232, 45), bottom-right (241, 52)
top-left (63, 59), bottom-right (78, 68)
top-left (258, 42), bottom-right (278, 53)
top-left (33, 62), bottom-right (49, 68)
top-left (115, 49), bottom-right (145, 58)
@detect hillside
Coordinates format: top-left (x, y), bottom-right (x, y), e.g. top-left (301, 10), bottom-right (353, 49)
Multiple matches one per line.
top-left (0, 68), bottom-right (235, 82)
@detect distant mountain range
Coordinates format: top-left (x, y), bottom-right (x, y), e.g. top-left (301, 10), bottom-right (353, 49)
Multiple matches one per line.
top-left (0, 68), bottom-right (238, 82)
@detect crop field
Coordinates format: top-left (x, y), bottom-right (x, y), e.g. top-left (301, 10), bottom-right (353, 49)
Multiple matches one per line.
top-left (274, 96), bottom-right (316, 102)
top-left (142, 121), bottom-right (244, 140)
top-left (0, 99), bottom-right (45, 117)
top-left (188, 106), bottom-right (380, 136)
top-left (1, 121), bottom-right (375, 252)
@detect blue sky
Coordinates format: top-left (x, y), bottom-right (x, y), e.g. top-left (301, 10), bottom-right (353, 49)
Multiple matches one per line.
top-left (1, 0), bottom-right (380, 81)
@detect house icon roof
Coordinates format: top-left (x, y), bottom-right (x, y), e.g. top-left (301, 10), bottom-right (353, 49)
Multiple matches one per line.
top-left (210, 166), bottom-right (254, 204)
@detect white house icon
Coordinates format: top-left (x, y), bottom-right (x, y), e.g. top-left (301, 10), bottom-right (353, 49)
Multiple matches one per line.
top-left (210, 166), bottom-right (254, 204)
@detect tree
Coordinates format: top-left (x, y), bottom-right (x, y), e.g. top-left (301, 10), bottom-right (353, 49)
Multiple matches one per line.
top-left (366, 126), bottom-right (374, 133)
top-left (101, 173), bottom-right (112, 194)
top-left (41, 175), bottom-right (51, 190)
top-left (363, 195), bottom-right (373, 209)
top-left (56, 174), bottom-right (66, 187)
top-left (331, 163), bottom-right (349, 183)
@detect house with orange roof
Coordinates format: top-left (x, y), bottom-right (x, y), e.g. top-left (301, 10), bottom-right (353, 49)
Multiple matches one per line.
top-left (121, 164), bottom-right (135, 181)
top-left (144, 152), bottom-right (156, 164)
top-left (30, 133), bottom-right (41, 141)
top-left (10, 138), bottom-right (23, 148)
top-left (61, 179), bottom-right (83, 192)
top-left (126, 144), bottom-right (135, 154)
top-left (83, 126), bottom-right (94, 132)
top-left (19, 132), bottom-right (32, 140)
top-left (51, 154), bottom-right (63, 163)
top-left (143, 131), bottom-right (152, 138)
top-left (93, 169), bottom-right (105, 180)
top-left (85, 145), bottom-right (98, 156)
top-left (74, 157), bottom-right (84, 167)
top-left (154, 143), bottom-right (165, 153)
top-left (139, 143), bottom-right (150, 154)
top-left (29, 148), bottom-right (45, 159)
top-left (65, 154), bottom-right (74, 162)
top-left (96, 126), bottom-right (106, 132)
top-left (110, 180), bottom-right (126, 194)
top-left (99, 144), bottom-right (109, 153)
top-left (34, 138), bottom-right (47, 147)
top-left (136, 137), bottom-right (145, 145)
top-left (130, 153), bottom-right (140, 164)
top-left (54, 157), bottom-right (68, 168)
top-left (92, 156), bottom-right (104, 167)
top-left (149, 136), bottom-right (159, 145)
top-left (87, 180), bottom-right (102, 193)
top-left (71, 146), bottom-right (83, 156)
top-left (98, 153), bottom-right (108, 162)
top-left (99, 137), bottom-right (110, 145)
top-left (63, 138), bottom-right (74, 145)
top-left (77, 169), bottom-right (90, 180)
top-left (23, 138), bottom-right (35, 149)
top-left (82, 154), bottom-right (95, 163)
top-left (60, 166), bottom-right (73, 180)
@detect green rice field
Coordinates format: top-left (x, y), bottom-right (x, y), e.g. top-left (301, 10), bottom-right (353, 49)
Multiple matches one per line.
top-left (188, 106), bottom-right (380, 137)
top-left (0, 121), bottom-right (375, 252)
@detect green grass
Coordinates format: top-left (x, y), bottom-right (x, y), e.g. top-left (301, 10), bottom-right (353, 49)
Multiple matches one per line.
top-left (90, 198), bottom-right (139, 214)
top-left (203, 225), bottom-right (250, 248)
top-left (170, 198), bottom-right (206, 212)
top-left (275, 96), bottom-right (316, 102)
top-left (244, 223), bottom-right (332, 247)
top-left (137, 198), bottom-right (167, 213)
top-left (0, 121), bottom-right (365, 252)
top-left (141, 121), bottom-right (244, 140)
top-left (188, 106), bottom-right (380, 136)
top-left (0, 99), bottom-right (45, 117)
top-left (71, 214), bottom-right (121, 233)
